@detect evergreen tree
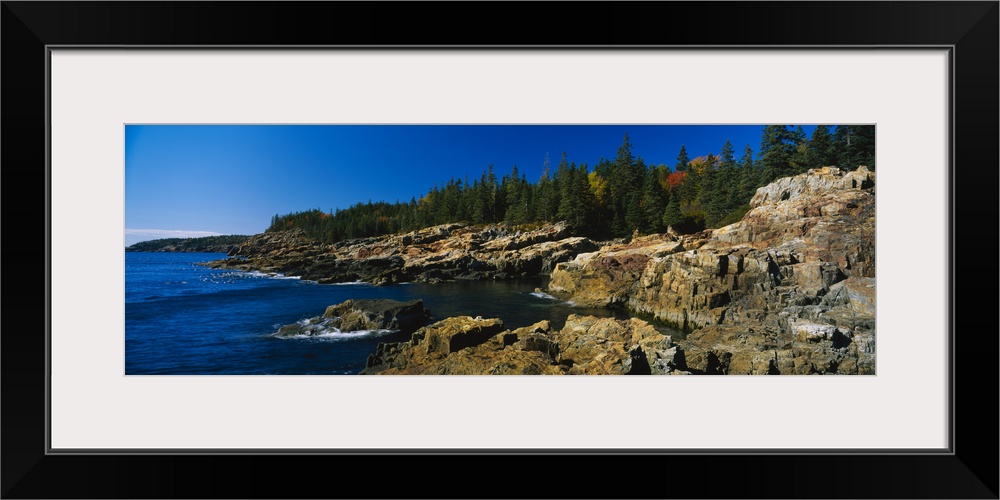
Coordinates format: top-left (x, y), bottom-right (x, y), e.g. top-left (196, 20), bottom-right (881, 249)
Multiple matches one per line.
top-left (503, 166), bottom-right (532, 225)
top-left (719, 139), bottom-right (738, 211)
top-left (606, 133), bottom-right (643, 237)
top-left (738, 144), bottom-right (758, 201)
top-left (624, 192), bottom-right (644, 234)
top-left (720, 139), bottom-right (736, 170)
top-left (677, 165), bottom-right (699, 205)
top-left (662, 191), bottom-right (682, 230)
top-left (788, 125), bottom-right (810, 175)
top-left (807, 125), bottom-right (837, 169)
top-left (697, 153), bottom-right (729, 225)
top-left (557, 162), bottom-right (578, 224)
top-left (859, 125), bottom-right (876, 169)
top-left (556, 163), bottom-right (596, 232)
top-left (758, 125), bottom-right (796, 183)
top-left (472, 176), bottom-right (489, 224)
top-left (486, 164), bottom-right (499, 223)
top-left (641, 166), bottom-right (667, 233)
top-left (832, 125), bottom-right (876, 170)
top-left (554, 153), bottom-right (572, 208)
top-left (574, 164), bottom-right (599, 234)
top-left (675, 144), bottom-right (690, 172)
top-left (697, 155), bottom-right (716, 208)
top-left (534, 154), bottom-right (559, 222)
top-left (616, 132), bottom-right (635, 165)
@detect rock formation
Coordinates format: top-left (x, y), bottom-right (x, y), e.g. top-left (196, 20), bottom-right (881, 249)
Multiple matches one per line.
top-left (274, 299), bottom-right (430, 337)
top-left (547, 166), bottom-right (876, 374)
top-left (360, 314), bottom-right (683, 375)
top-left (203, 222), bottom-right (598, 285)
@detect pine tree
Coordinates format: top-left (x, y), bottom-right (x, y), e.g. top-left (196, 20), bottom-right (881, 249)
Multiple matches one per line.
top-left (807, 125), bottom-right (837, 169)
top-left (832, 125), bottom-right (877, 170)
top-left (788, 126), bottom-right (809, 175)
top-left (556, 162), bottom-right (577, 224)
top-left (624, 192), bottom-right (644, 234)
top-left (738, 144), bottom-right (758, 201)
top-left (850, 125), bottom-right (876, 169)
top-left (557, 163), bottom-right (595, 232)
top-left (758, 125), bottom-right (796, 183)
top-left (472, 177), bottom-right (489, 224)
top-left (554, 153), bottom-right (572, 210)
top-left (535, 154), bottom-right (559, 222)
top-left (574, 163), bottom-right (599, 234)
top-left (675, 144), bottom-right (690, 172)
top-left (503, 166), bottom-right (528, 225)
top-left (719, 139), bottom-right (738, 212)
top-left (486, 164), bottom-right (499, 223)
top-left (607, 133), bottom-right (642, 237)
top-left (641, 166), bottom-right (667, 233)
top-left (662, 191), bottom-right (682, 230)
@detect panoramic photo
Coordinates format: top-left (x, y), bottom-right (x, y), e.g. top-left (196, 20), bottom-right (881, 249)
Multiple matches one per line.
top-left (125, 124), bottom-right (875, 375)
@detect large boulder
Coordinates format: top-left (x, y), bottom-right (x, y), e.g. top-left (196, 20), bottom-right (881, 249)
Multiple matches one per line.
top-left (553, 315), bottom-right (681, 375)
top-left (274, 299), bottom-right (430, 337)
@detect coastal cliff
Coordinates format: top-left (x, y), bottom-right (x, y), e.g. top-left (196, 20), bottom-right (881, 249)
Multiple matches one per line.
top-left (203, 221), bottom-right (598, 285)
top-left (546, 166), bottom-right (876, 374)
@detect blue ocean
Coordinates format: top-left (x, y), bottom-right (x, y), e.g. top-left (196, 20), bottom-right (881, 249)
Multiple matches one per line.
top-left (125, 252), bottom-right (655, 375)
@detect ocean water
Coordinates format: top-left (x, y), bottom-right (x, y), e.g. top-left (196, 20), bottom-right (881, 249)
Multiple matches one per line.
top-left (125, 252), bottom-right (660, 375)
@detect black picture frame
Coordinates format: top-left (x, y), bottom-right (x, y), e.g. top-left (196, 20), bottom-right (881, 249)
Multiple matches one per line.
top-left (3, 2), bottom-right (997, 498)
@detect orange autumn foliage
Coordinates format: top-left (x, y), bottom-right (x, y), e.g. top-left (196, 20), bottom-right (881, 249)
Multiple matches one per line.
top-left (666, 171), bottom-right (686, 189)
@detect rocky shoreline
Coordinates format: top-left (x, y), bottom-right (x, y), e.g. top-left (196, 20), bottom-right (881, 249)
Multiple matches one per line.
top-left (202, 221), bottom-right (598, 285)
top-left (238, 166), bottom-right (876, 375)
top-left (361, 313), bottom-right (682, 375)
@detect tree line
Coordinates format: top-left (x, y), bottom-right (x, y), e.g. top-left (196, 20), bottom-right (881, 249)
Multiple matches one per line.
top-left (267, 125), bottom-right (874, 243)
top-left (125, 234), bottom-right (250, 252)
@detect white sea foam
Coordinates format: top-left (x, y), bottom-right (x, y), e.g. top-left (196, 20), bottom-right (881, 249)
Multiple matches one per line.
top-left (529, 291), bottom-right (558, 300)
top-left (327, 280), bottom-right (368, 286)
top-left (241, 270), bottom-right (300, 280)
top-left (279, 329), bottom-right (396, 341)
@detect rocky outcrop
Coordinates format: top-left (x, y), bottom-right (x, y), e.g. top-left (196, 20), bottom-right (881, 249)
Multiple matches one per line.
top-left (202, 222), bottom-right (598, 285)
top-left (547, 166), bottom-right (876, 374)
top-left (274, 299), bottom-right (430, 337)
top-left (678, 319), bottom-right (874, 375)
top-left (360, 314), bottom-right (683, 375)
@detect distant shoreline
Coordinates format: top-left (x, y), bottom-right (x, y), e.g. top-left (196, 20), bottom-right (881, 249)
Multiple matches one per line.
top-left (125, 234), bottom-right (250, 253)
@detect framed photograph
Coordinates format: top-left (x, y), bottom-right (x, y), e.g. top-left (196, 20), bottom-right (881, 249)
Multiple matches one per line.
top-left (4, 2), bottom-right (996, 498)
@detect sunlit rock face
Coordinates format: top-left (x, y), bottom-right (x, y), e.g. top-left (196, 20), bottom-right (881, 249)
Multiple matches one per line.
top-left (548, 166), bottom-right (876, 374)
top-left (205, 221), bottom-right (598, 285)
top-left (360, 314), bottom-right (683, 375)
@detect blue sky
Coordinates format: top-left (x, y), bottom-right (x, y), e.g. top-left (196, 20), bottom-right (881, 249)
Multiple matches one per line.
top-left (125, 124), bottom-right (817, 246)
